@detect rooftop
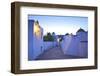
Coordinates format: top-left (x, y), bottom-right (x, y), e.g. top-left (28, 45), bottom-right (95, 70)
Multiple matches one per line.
top-left (77, 28), bottom-right (85, 33)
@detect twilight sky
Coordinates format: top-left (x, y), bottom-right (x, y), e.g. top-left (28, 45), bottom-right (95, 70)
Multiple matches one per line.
top-left (28, 15), bottom-right (88, 35)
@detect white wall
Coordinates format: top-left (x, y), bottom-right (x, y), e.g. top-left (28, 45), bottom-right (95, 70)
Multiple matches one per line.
top-left (33, 35), bottom-right (44, 59)
top-left (43, 41), bottom-right (57, 51)
top-left (0, 0), bottom-right (100, 76)
top-left (61, 35), bottom-right (79, 56)
top-left (79, 41), bottom-right (88, 57)
top-left (61, 32), bottom-right (88, 57)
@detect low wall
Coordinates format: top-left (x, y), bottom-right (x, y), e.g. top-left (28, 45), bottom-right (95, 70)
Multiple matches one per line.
top-left (43, 41), bottom-right (57, 51)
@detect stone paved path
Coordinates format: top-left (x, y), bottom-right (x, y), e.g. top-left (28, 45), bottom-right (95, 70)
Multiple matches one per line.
top-left (36, 46), bottom-right (81, 60)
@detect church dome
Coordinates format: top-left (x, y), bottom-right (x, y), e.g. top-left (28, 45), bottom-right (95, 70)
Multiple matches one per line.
top-left (77, 28), bottom-right (85, 33)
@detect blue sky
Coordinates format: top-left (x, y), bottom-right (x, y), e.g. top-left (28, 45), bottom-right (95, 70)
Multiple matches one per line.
top-left (28, 15), bottom-right (88, 35)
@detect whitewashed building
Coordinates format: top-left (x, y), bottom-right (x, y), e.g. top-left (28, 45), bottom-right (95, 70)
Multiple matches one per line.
top-left (28, 20), bottom-right (58, 60)
top-left (61, 28), bottom-right (88, 58)
top-left (28, 20), bottom-right (44, 60)
top-left (33, 20), bottom-right (44, 59)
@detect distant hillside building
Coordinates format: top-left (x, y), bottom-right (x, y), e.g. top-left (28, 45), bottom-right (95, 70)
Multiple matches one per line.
top-left (61, 28), bottom-right (88, 58)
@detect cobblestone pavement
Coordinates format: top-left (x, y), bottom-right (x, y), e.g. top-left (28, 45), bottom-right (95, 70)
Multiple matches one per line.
top-left (36, 46), bottom-right (82, 60)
